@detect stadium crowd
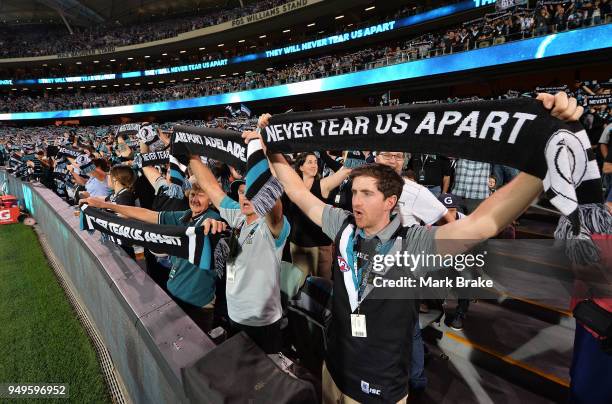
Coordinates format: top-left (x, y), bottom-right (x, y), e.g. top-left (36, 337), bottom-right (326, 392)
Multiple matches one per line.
top-left (0, 0), bottom-right (290, 58)
top-left (2, 1), bottom-right (610, 114)
top-left (1, 88), bottom-right (611, 403)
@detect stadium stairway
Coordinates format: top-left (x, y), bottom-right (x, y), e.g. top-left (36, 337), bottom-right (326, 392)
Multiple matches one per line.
top-left (419, 236), bottom-right (575, 403)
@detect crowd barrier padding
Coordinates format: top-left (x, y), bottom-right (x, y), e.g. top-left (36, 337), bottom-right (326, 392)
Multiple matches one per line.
top-left (0, 170), bottom-right (216, 404)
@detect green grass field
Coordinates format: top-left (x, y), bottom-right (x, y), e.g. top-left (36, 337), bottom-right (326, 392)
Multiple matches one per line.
top-left (0, 223), bottom-right (110, 403)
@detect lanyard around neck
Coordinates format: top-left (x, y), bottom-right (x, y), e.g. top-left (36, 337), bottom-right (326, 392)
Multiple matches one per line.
top-left (350, 233), bottom-right (394, 303)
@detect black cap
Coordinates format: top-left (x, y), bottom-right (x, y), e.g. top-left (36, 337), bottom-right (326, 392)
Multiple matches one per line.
top-left (229, 180), bottom-right (245, 201)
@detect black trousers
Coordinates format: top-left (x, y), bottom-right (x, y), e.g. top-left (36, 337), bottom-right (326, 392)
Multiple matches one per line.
top-left (229, 318), bottom-right (282, 354)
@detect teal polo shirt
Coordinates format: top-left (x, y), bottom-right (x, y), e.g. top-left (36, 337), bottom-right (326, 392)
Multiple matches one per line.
top-left (158, 208), bottom-right (221, 307)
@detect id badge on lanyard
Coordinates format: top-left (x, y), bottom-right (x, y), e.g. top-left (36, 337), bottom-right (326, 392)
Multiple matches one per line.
top-left (351, 313), bottom-right (367, 338)
top-left (418, 155), bottom-right (428, 183)
top-left (226, 262), bottom-right (236, 283)
top-left (350, 237), bottom-right (394, 338)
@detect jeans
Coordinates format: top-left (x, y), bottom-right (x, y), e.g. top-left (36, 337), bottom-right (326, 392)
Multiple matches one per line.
top-left (492, 164), bottom-right (520, 187)
top-left (426, 185), bottom-right (441, 197)
top-left (570, 324), bottom-right (612, 403)
top-left (410, 320), bottom-right (427, 390)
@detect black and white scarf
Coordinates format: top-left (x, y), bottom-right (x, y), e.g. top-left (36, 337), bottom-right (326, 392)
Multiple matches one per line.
top-left (80, 204), bottom-right (213, 270)
top-left (137, 124), bottom-right (166, 152)
top-left (262, 98), bottom-right (600, 227)
top-left (55, 146), bottom-right (82, 159)
top-left (116, 123), bottom-right (141, 137)
top-left (133, 150), bottom-right (170, 168)
top-left (170, 125), bottom-right (247, 171)
top-left (170, 127), bottom-right (281, 215)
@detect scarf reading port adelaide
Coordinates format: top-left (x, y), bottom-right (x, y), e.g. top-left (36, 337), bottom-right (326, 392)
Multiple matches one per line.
top-left (171, 99), bottom-right (601, 231)
top-left (80, 204), bottom-right (214, 269)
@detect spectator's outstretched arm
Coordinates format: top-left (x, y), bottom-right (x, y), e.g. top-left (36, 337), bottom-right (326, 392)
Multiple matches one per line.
top-left (69, 166), bottom-right (88, 186)
top-left (138, 140), bottom-right (165, 186)
top-left (80, 197), bottom-right (159, 223)
top-left (438, 91), bottom-right (582, 252)
top-left (320, 166), bottom-right (351, 199)
top-left (188, 157), bottom-right (227, 209)
top-left (436, 173), bottom-right (542, 249)
top-left (142, 166), bottom-right (162, 186)
top-left (253, 113), bottom-right (326, 227)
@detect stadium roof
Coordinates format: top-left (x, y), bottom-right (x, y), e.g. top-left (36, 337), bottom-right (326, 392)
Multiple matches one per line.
top-left (0, 0), bottom-right (228, 27)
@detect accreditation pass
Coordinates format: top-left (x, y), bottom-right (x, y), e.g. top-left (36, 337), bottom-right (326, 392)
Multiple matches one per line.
top-left (351, 314), bottom-right (367, 338)
top-left (0, 383), bottom-right (69, 398)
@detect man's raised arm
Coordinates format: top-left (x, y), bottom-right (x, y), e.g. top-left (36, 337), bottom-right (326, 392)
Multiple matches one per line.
top-left (254, 113), bottom-right (326, 228)
top-left (267, 152), bottom-right (326, 228)
top-left (188, 157), bottom-right (227, 209)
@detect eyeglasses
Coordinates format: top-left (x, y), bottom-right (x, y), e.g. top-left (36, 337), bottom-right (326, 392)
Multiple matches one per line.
top-left (378, 153), bottom-right (404, 161)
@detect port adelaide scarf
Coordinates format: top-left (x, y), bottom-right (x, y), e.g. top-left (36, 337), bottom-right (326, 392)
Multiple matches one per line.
top-left (80, 204), bottom-right (212, 269)
top-left (170, 99), bottom-right (600, 228)
top-left (170, 126), bottom-right (282, 216)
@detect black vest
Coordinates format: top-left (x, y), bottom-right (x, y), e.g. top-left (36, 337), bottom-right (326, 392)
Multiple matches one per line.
top-left (325, 217), bottom-right (417, 403)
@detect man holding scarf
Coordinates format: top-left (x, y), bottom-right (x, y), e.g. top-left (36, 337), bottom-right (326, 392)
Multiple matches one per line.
top-left (250, 92), bottom-right (583, 403)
